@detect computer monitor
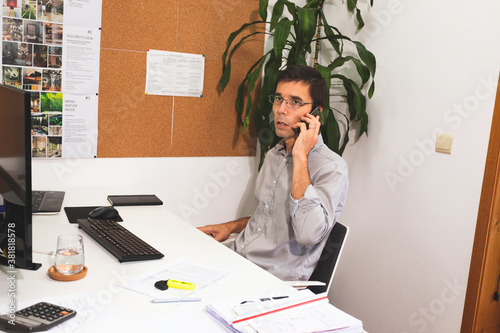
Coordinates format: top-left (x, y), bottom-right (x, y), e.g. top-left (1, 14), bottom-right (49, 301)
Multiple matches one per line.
top-left (0, 84), bottom-right (41, 270)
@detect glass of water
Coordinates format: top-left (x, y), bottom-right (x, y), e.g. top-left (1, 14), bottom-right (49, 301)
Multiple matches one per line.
top-left (54, 234), bottom-right (85, 275)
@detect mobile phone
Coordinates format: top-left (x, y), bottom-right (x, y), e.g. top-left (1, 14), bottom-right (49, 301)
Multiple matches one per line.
top-left (294, 106), bottom-right (322, 134)
top-left (107, 194), bottom-right (163, 206)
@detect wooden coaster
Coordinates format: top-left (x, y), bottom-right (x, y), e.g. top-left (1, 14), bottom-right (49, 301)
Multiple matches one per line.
top-left (48, 266), bottom-right (88, 281)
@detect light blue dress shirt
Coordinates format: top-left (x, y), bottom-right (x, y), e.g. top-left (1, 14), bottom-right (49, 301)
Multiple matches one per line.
top-left (232, 135), bottom-right (349, 280)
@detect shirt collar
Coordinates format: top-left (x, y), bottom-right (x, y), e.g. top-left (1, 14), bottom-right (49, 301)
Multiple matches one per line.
top-left (273, 134), bottom-right (324, 156)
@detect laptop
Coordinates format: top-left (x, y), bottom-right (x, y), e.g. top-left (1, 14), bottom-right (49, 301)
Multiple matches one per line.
top-left (32, 191), bottom-right (65, 214)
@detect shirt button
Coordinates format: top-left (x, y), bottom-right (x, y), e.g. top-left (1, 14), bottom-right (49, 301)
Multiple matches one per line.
top-left (283, 158), bottom-right (286, 162)
top-left (273, 180), bottom-right (276, 184)
top-left (257, 228), bottom-right (261, 232)
top-left (265, 204), bottom-right (269, 209)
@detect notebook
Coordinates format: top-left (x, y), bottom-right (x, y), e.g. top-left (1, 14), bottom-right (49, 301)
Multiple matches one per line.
top-left (32, 191), bottom-right (65, 214)
top-left (206, 290), bottom-right (364, 333)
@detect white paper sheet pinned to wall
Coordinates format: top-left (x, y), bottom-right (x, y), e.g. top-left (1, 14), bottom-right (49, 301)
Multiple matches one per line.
top-left (145, 50), bottom-right (205, 97)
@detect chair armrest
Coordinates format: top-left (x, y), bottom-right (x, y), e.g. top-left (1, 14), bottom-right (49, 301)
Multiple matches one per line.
top-left (284, 280), bottom-right (326, 290)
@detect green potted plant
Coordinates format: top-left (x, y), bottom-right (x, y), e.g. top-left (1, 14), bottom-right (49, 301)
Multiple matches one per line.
top-left (219, 0), bottom-right (376, 168)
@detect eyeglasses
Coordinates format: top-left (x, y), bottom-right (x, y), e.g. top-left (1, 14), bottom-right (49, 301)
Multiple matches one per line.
top-left (268, 95), bottom-right (312, 109)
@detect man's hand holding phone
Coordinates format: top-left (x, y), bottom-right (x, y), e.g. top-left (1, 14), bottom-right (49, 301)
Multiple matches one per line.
top-left (292, 107), bottom-right (322, 159)
top-left (293, 106), bottom-right (322, 134)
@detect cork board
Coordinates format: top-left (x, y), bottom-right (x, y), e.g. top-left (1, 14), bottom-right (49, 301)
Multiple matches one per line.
top-left (97, 0), bottom-right (264, 157)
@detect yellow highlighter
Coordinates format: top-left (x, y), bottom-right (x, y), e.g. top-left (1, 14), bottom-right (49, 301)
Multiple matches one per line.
top-left (155, 279), bottom-right (196, 291)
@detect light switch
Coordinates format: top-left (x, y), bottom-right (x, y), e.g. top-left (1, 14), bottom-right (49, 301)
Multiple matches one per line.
top-left (435, 133), bottom-right (453, 154)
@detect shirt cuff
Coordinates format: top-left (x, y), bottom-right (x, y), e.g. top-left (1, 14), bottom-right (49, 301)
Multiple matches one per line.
top-left (290, 185), bottom-right (318, 218)
top-left (291, 198), bottom-right (300, 217)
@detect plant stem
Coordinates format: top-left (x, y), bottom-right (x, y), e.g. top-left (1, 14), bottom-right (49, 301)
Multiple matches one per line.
top-left (313, 1), bottom-right (324, 68)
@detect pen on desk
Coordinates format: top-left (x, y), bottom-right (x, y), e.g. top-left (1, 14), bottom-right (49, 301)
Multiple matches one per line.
top-left (151, 297), bottom-right (202, 303)
top-left (241, 296), bottom-right (289, 304)
top-left (261, 296), bottom-right (289, 301)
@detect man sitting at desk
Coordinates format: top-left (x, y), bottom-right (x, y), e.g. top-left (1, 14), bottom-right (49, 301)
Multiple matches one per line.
top-left (198, 65), bottom-right (349, 281)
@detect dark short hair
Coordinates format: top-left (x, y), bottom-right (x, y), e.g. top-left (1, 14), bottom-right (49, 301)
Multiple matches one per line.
top-left (275, 65), bottom-right (328, 109)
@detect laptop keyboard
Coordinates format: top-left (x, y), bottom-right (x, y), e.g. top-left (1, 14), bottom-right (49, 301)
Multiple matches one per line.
top-left (32, 191), bottom-right (44, 211)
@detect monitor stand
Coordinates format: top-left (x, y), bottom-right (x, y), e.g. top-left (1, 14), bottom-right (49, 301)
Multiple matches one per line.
top-left (0, 196), bottom-right (41, 271)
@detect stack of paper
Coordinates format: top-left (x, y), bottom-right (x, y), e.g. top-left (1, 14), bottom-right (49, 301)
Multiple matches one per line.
top-left (206, 290), bottom-right (363, 333)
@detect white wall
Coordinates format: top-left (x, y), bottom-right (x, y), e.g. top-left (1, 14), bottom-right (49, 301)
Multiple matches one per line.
top-left (323, 1), bottom-right (500, 333)
top-left (32, 157), bottom-right (258, 228)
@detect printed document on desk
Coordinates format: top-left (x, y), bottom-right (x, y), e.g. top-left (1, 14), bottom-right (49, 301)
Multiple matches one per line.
top-left (119, 258), bottom-right (236, 299)
top-left (206, 289), bottom-right (363, 333)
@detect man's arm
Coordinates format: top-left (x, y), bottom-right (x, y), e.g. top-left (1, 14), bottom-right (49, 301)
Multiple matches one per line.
top-left (197, 217), bottom-right (250, 242)
top-left (291, 154), bottom-right (311, 199)
top-left (290, 114), bottom-right (348, 246)
top-left (291, 113), bottom-right (321, 199)
top-left (289, 157), bottom-right (349, 246)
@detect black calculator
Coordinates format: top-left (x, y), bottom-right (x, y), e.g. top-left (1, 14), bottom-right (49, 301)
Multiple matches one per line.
top-left (0, 302), bottom-right (76, 332)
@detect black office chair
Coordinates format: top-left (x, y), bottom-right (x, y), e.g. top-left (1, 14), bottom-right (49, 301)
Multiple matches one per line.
top-left (286, 222), bottom-right (349, 294)
top-left (309, 222), bottom-right (349, 294)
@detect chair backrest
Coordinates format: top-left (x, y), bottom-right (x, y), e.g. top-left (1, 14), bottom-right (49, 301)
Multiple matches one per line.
top-left (308, 222), bottom-right (349, 294)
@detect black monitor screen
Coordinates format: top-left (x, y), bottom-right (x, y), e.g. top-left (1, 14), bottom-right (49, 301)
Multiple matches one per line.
top-left (0, 84), bottom-right (40, 270)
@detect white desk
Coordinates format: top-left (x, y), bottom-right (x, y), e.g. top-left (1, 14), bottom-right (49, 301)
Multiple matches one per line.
top-left (1, 189), bottom-right (298, 332)
top-left (1, 189), bottom-right (364, 332)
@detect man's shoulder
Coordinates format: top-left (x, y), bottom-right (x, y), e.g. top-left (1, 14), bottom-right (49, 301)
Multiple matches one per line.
top-left (312, 143), bottom-right (347, 168)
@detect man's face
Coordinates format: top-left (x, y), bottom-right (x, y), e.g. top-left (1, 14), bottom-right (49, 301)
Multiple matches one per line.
top-left (273, 81), bottom-right (313, 140)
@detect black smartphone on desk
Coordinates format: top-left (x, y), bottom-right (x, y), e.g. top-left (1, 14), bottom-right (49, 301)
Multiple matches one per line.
top-left (294, 106), bottom-right (323, 134)
top-left (107, 194), bottom-right (163, 206)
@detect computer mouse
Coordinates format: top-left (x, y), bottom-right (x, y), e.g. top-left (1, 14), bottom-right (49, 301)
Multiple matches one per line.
top-left (88, 206), bottom-right (119, 219)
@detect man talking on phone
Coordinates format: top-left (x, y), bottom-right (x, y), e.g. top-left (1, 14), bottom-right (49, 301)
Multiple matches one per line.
top-left (198, 65), bottom-right (349, 281)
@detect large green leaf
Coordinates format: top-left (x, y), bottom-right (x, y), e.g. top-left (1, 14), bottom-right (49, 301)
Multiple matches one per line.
top-left (259, 0), bottom-right (269, 21)
top-left (270, 1), bottom-right (284, 30)
top-left (330, 56), bottom-right (371, 86)
top-left (329, 56), bottom-right (350, 71)
top-left (219, 61), bottom-right (232, 92)
top-left (295, 51), bottom-right (308, 66)
top-left (334, 107), bottom-right (351, 155)
top-left (296, 7), bottom-right (317, 43)
top-left (243, 56), bottom-right (269, 132)
top-left (319, 11), bottom-right (347, 55)
top-left (280, 0), bottom-right (297, 20)
top-left (274, 18), bottom-right (293, 59)
top-left (304, 0), bottom-right (323, 9)
top-left (316, 63), bottom-right (331, 122)
top-left (339, 130), bottom-right (349, 155)
top-left (219, 31), bottom-right (266, 90)
top-left (222, 20), bottom-right (264, 69)
top-left (235, 55), bottom-right (267, 123)
top-left (347, 0), bottom-right (357, 11)
top-left (258, 52), bottom-right (280, 116)
top-left (243, 94), bottom-right (253, 132)
top-left (325, 110), bottom-right (341, 153)
top-left (220, 20), bottom-right (265, 90)
top-left (235, 78), bottom-right (247, 120)
top-left (288, 42), bottom-right (308, 65)
top-left (353, 41), bottom-right (376, 76)
top-left (355, 8), bottom-right (365, 30)
top-left (351, 58), bottom-right (370, 86)
top-left (332, 74), bottom-right (367, 135)
top-left (368, 81), bottom-right (375, 98)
